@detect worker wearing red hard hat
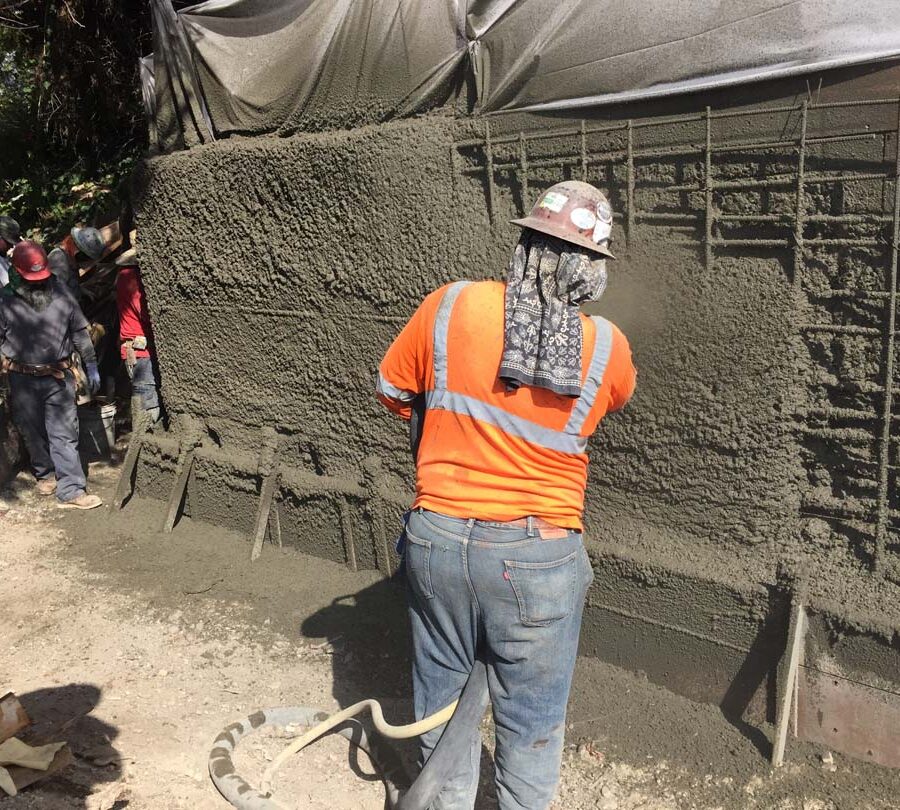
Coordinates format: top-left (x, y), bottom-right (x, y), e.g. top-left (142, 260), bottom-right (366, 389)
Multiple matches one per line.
top-left (0, 240), bottom-right (102, 508)
top-left (377, 181), bottom-right (636, 809)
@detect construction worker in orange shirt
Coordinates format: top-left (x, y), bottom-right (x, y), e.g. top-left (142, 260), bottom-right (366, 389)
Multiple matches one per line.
top-left (376, 181), bottom-right (636, 810)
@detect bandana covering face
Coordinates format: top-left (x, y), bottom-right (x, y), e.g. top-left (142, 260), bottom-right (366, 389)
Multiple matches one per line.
top-left (499, 232), bottom-right (608, 397)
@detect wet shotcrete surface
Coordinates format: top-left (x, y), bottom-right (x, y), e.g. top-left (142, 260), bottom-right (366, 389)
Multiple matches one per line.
top-left (47, 477), bottom-right (900, 809)
top-left (132, 113), bottom-right (900, 637)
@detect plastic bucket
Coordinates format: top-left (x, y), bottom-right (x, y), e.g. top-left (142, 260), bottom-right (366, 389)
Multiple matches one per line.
top-left (78, 400), bottom-right (117, 460)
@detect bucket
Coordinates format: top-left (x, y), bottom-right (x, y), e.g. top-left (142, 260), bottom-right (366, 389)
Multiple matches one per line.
top-left (78, 400), bottom-right (117, 460)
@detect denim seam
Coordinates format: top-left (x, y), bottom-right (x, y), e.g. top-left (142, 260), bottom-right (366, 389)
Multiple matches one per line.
top-left (468, 535), bottom-right (576, 550)
top-left (406, 520), bottom-right (465, 545)
top-left (406, 535), bottom-right (435, 599)
top-left (504, 550), bottom-right (580, 570)
top-left (504, 550), bottom-right (579, 626)
top-left (460, 522), bottom-right (481, 614)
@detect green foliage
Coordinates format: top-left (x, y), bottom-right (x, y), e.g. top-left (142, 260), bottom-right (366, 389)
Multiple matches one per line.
top-left (0, 2), bottom-right (150, 242)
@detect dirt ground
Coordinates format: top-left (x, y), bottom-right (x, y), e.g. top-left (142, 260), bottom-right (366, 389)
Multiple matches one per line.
top-left (2, 456), bottom-right (899, 810)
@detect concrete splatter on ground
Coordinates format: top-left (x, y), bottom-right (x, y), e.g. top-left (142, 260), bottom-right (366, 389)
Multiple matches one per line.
top-left (1, 461), bottom-right (898, 809)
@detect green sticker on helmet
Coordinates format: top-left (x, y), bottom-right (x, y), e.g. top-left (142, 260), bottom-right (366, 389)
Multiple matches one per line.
top-left (539, 191), bottom-right (568, 213)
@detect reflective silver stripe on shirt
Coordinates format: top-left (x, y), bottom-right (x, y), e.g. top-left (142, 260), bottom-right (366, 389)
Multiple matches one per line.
top-left (433, 280), bottom-right (472, 389)
top-left (565, 316), bottom-right (614, 434)
top-left (428, 280), bottom-right (604, 455)
top-left (376, 371), bottom-right (415, 402)
top-left (425, 390), bottom-right (588, 454)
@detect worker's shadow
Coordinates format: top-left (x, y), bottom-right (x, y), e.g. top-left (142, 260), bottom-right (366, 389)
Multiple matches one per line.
top-left (15, 683), bottom-right (124, 808)
top-left (302, 575), bottom-right (500, 808)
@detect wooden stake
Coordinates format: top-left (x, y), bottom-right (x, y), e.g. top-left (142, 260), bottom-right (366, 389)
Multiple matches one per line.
top-left (112, 397), bottom-right (150, 509)
top-left (773, 600), bottom-right (807, 768)
top-left (162, 432), bottom-right (199, 533)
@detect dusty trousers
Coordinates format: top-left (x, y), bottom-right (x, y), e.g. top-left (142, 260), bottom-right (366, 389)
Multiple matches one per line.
top-left (126, 356), bottom-right (161, 421)
top-left (9, 372), bottom-right (85, 502)
top-left (404, 508), bottom-right (593, 810)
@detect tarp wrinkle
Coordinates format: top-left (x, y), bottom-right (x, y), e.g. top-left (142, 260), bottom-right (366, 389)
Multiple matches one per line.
top-left (143, 0), bottom-right (900, 148)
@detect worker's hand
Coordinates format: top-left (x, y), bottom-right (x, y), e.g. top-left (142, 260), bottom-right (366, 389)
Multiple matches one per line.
top-left (86, 362), bottom-right (101, 396)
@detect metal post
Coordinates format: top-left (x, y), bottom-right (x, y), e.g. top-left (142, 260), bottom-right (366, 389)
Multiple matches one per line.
top-left (580, 119), bottom-right (588, 181)
top-left (873, 99), bottom-right (900, 574)
top-left (704, 107), bottom-right (714, 271)
top-left (339, 498), bottom-right (358, 572)
top-left (793, 101), bottom-right (808, 290)
top-left (626, 119), bottom-right (635, 249)
top-left (362, 456), bottom-right (392, 577)
top-left (518, 132), bottom-right (529, 214)
top-left (485, 120), bottom-right (496, 229)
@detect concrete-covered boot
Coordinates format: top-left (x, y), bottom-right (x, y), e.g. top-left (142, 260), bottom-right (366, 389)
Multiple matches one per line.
top-left (58, 493), bottom-right (102, 510)
top-left (35, 478), bottom-right (57, 496)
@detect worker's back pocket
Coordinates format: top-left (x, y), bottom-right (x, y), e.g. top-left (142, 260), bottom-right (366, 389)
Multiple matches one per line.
top-left (405, 534), bottom-right (435, 600)
top-left (504, 551), bottom-right (578, 626)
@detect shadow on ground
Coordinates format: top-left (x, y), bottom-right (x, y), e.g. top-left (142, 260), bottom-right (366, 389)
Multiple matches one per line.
top-left (15, 683), bottom-right (124, 808)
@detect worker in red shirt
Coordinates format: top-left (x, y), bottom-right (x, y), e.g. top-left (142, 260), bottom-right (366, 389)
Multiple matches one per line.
top-left (115, 247), bottom-right (161, 422)
top-left (377, 181), bottom-right (636, 809)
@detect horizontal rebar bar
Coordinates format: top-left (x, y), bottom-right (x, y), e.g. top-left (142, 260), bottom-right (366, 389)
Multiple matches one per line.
top-left (800, 324), bottom-right (882, 335)
top-left (809, 290), bottom-right (895, 300)
top-left (802, 426), bottom-right (900, 443)
top-left (461, 98), bottom-right (898, 148)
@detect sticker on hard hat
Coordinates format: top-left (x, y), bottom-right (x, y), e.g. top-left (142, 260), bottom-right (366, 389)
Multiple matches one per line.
top-left (539, 191), bottom-right (568, 213)
top-left (570, 207), bottom-right (597, 231)
top-left (596, 200), bottom-right (613, 223)
top-left (592, 219), bottom-right (612, 243)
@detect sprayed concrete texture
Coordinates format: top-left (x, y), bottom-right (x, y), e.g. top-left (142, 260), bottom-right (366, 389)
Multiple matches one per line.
top-left (133, 96), bottom-right (900, 741)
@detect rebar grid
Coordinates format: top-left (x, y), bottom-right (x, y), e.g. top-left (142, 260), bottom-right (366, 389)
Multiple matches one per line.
top-left (454, 95), bottom-right (900, 573)
top-left (874, 102), bottom-right (900, 571)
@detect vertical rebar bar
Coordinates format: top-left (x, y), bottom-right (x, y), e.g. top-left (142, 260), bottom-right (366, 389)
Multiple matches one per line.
top-left (339, 498), bottom-right (358, 572)
top-left (874, 99), bottom-right (900, 574)
top-left (793, 101), bottom-right (808, 290)
top-left (626, 119), bottom-right (635, 249)
top-left (519, 132), bottom-right (529, 214)
top-left (485, 120), bottom-right (496, 229)
top-left (580, 119), bottom-right (588, 181)
top-left (704, 107), bottom-right (713, 271)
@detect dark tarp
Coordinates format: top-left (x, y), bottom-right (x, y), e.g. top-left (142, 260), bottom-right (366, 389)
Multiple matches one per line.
top-left (145, 0), bottom-right (900, 148)
top-left (177, 0), bottom-right (465, 136)
top-left (471, 0), bottom-right (900, 113)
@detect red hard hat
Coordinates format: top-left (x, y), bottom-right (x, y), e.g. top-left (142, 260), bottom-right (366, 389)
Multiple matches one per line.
top-left (511, 180), bottom-right (616, 259)
top-left (12, 240), bottom-right (51, 281)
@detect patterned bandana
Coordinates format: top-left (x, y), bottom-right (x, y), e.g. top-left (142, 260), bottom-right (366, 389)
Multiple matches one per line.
top-left (499, 232), bottom-right (608, 397)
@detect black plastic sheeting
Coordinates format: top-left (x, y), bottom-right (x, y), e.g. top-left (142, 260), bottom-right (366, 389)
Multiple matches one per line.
top-left (145, 0), bottom-right (900, 151)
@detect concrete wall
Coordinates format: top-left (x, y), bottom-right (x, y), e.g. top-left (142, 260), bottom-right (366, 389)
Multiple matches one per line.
top-left (133, 69), bottom-right (900, 740)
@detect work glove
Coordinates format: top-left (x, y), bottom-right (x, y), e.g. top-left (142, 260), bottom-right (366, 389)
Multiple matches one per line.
top-left (86, 362), bottom-right (101, 396)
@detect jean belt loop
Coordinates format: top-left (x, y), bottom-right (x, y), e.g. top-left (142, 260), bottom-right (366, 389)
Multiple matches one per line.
top-left (526, 516), bottom-right (535, 537)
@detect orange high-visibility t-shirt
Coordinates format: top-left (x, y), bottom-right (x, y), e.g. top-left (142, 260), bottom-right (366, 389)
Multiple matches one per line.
top-left (377, 280), bottom-right (636, 530)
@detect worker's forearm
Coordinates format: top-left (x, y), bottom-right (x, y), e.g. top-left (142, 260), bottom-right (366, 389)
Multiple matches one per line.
top-left (72, 326), bottom-right (97, 366)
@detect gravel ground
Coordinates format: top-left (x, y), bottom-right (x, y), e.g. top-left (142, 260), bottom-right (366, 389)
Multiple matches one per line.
top-left (1, 460), bottom-right (898, 810)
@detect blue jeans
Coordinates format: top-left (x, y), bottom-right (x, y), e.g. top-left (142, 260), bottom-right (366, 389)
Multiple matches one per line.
top-left (404, 508), bottom-right (593, 810)
top-left (127, 356), bottom-right (161, 420)
top-left (9, 371), bottom-right (85, 502)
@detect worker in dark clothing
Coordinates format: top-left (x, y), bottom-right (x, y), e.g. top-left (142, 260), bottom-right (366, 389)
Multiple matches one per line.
top-left (0, 215), bottom-right (22, 292)
top-left (0, 240), bottom-right (103, 509)
top-left (47, 226), bottom-right (107, 300)
top-left (115, 247), bottom-right (161, 422)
